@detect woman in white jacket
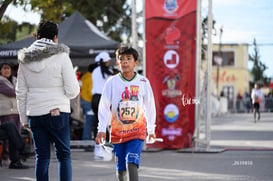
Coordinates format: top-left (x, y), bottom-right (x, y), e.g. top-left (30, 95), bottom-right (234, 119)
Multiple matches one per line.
top-left (16, 20), bottom-right (80, 181)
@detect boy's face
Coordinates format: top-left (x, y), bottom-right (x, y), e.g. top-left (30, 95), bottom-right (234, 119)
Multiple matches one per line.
top-left (118, 54), bottom-right (139, 74)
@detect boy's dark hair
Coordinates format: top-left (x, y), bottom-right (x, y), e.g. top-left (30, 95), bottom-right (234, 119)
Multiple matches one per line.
top-left (117, 45), bottom-right (139, 61)
top-left (36, 20), bottom-right (58, 40)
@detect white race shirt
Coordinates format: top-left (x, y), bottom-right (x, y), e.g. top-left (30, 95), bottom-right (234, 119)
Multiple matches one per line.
top-left (97, 73), bottom-right (156, 143)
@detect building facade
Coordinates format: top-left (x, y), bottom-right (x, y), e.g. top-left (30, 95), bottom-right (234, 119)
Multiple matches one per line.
top-left (212, 43), bottom-right (250, 111)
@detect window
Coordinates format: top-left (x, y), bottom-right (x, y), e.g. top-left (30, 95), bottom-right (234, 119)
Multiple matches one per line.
top-left (212, 51), bottom-right (234, 66)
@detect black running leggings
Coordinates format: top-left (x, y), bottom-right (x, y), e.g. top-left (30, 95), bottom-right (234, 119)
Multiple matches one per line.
top-left (91, 94), bottom-right (109, 141)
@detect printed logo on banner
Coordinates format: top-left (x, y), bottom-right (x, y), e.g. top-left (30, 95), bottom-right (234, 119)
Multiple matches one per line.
top-left (163, 50), bottom-right (179, 69)
top-left (165, 26), bottom-right (181, 45)
top-left (163, 0), bottom-right (178, 13)
top-left (163, 104), bottom-right (179, 123)
top-left (162, 127), bottom-right (182, 141)
top-left (162, 74), bottom-right (182, 98)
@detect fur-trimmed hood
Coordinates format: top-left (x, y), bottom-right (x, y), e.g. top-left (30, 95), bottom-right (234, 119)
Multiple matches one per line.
top-left (17, 39), bottom-right (70, 73)
top-left (18, 43), bottom-right (69, 64)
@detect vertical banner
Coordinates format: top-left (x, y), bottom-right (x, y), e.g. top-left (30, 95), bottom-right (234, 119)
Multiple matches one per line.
top-left (145, 0), bottom-right (197, 149)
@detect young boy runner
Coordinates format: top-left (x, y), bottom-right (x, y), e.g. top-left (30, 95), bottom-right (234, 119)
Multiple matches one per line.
top-left (95, 45), bottom-right (157, 181)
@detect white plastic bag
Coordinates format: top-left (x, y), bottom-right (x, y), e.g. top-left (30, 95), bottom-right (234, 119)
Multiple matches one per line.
top-left (94, 144), bottom-right (113, 161)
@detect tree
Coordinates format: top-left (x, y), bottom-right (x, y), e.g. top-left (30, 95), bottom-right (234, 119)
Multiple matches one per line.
top-left (67, 0), bottom-right (129, 42)
top-left (0, 1), bottom-right (37, 44)
top-left (201, 16), bottom-right (216, 60)
top-left (30, 0), bottom-right (74, 23)
top-left (0, 0), bottom-right (13, 20)
top-left (0, 16), bottom-right (17, 43)
top-left (249, 38), bottom-right (270, 86)
top-left (17, 22), bottom-right (36, 39)
top-left (1, 1), bottom-right (131, 42)
top-left (0, 0), bottom-right (26, 20)
top-left (28, 0), bottom-right (129, 42)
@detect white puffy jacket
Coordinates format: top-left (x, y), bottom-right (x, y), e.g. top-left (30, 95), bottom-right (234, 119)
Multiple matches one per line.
top-left (16, 38), bottom-right (80, 125)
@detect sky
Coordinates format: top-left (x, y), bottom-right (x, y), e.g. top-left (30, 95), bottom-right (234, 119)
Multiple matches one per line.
top-left (207, 0), bottom-right (273, 78)
top-left (3, 0), bottom-right (273, 78)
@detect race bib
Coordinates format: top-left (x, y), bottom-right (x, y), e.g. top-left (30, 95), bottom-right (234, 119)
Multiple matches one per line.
top-left (119, 101), bottom-right (138, 122)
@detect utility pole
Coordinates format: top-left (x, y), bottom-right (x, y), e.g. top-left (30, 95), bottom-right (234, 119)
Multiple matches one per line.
top-left (131, 0), bottom-right (138, 49)
top-left (205, 0), bottom-right (213, 150)
top-left (194, 0), bottom-right (202, 149)
top-left (216, 26), bottom-right (223, 98)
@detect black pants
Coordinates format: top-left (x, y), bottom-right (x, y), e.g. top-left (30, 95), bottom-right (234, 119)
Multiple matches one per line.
top-left (91, 94), bottom-right (109, 141)
top-left (253, 102), bottom-right (260, 110)
top-left (253, 102), bottom-right (260, 119)
top-left (0, 122), bottom-right (24, 162)
top-left (91, 94), bottom-right (102, 139)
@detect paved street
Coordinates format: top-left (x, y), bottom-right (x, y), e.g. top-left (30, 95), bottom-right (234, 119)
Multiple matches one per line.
top-left (0, 112), bottom-right (273, 181)
top-left (211, 112), bottom-right (273, 150)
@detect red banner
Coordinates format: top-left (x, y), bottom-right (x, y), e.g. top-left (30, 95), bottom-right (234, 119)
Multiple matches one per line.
top-left (145, 0), bottom-right (197, 149)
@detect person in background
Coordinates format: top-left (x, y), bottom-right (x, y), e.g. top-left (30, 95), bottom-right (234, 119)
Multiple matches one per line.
top-left (91, 51), bottom-right (113, 140)
top-left (242, 91), bottom-right (251, 113)
top-left (236, 93), bottom-right (242, 113)
top-left (0, 122), bottom-right (29, 169)
top-left (16, 20), bottom-right (80, 181)
top-left (81, 64), bottom-right (97, 141)
top-left (251, 83), bottom-right (264, 122)
top-left (95, 45), bottom-right (157, 181)
top-left (0, 63), bottom-right (21, 161)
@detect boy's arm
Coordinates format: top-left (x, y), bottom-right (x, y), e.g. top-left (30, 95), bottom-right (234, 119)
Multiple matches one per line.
top-left (143, 80), bottom-right (156, 135)
top-left (97, 94), bottom-right (111, 133)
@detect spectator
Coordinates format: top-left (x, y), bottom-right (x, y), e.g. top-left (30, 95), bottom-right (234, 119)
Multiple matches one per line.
top-left (242, 91), bottom-right (251, 113)
top-left (236, 93), bottom-right (242, 113)
top-left (91, 51), bottom-right (114, 140)
top-left (16, 20), bottom-right (80, 181)
top-left (0, 63), bottom-right (21, 161)
top-left (0, 122), bottom-right (29, 169)
top-left (81, 64), bottom-right (97, 140)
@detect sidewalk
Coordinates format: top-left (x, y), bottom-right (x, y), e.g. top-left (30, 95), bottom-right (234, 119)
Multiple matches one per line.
top-left (0, 112), bottom-right (272, 181)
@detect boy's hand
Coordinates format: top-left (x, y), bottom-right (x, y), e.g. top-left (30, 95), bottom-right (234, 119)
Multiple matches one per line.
top-left (147, 134), bottom-right (156, 142)
top-left (146, 134), bottom-right (164, 144)
top-left (95, 132), bottom-right (106, 144)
